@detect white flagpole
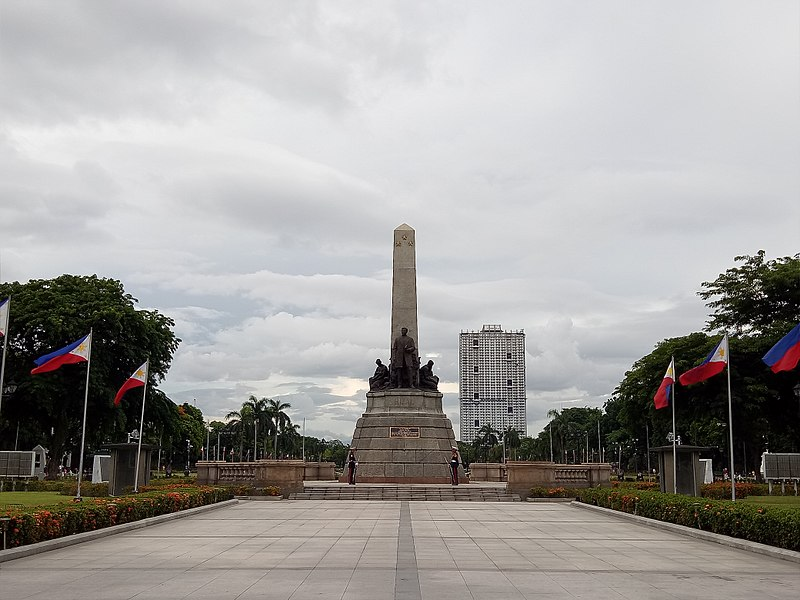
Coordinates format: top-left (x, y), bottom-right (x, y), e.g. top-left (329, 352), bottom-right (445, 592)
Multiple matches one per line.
top-left (75, 330), bottom-right (93, 500)
top-left (670, 356), bottom-right (677, 494)
top-left (725, 334), bottom-right (735, 501)
top-left (134, 360), bottom-right (149, 493)
top-left (0, 297), bottom-right (9, 419)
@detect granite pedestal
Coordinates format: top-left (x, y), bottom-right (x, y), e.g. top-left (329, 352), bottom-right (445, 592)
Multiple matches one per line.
top-left (345, 389), bottom-right (466, 483)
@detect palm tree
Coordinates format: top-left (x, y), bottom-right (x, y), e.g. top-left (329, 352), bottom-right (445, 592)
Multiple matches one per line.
top-left (473, 424), bottom-right (500, 462)
top-left (226, 396), bottom-right (272, 460)
top-left (502, 426), bottom-right (521, 460)
top-left (265, 398), bottom-right (292, 458)
top-left (225, 404), bottom-right (254, 461)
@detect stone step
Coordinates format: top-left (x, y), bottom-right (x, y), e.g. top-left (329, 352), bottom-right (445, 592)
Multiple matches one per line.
top-left (289, 484), bottom-right (519, 502)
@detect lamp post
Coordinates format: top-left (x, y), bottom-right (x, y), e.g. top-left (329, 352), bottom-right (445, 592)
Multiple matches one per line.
top-left (253, 418), bottom-right (258, 461)
top-left (794, 383), bottom-right (800, 417)
top-left (184, 439), bottom-right (192, 476)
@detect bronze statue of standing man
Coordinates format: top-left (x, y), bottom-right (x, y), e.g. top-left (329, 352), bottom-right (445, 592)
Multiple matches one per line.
top-left (391, 327), bottom-right (418, 388)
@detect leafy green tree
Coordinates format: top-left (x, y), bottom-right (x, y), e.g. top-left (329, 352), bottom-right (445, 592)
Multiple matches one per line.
top-left (699, 251), bottom-right (800, 335)
top-left (323, 439), bottom-right (348, 467)
top-left (0, 275), bottom-right (179, 477)
top-left (456, 440), bottom-right (476, 468)
top-left (606, 251), bottom-right (800, 474)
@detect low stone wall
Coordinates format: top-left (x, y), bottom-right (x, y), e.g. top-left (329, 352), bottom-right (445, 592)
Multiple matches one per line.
top-left (197, 460), bottom-right (336, 496)
top-left (468, 463), bottom-right (506, 482)
top-left (506, 461), bottom-right (612, 499)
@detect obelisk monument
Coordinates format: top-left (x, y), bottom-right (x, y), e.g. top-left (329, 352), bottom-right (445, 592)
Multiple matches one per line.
top-left (391, 224), bottom-right (418, 349)
top-left (344, 223), bottom-right (464, 483)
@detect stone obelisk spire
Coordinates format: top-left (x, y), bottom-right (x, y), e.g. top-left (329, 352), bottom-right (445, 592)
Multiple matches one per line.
top-left (390, 224), bottom-right (418, 351)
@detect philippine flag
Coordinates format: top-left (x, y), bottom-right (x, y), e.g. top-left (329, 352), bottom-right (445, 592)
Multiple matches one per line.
top-left (0, 298), bottom-right (8, 337)
top-left (654, 358), bottom-right (674, 410)
top-left (31, 333), bottom-right (91, 375)
top-left (114, 361), bottom-right (148, 405)
top-left (762, 323), bottom-right (800, 374)
top-left (679, 335), bottom-right (728, 386)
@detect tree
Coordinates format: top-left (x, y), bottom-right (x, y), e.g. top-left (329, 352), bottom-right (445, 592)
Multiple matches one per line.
top-left (699, 251), bottom-right (800, 336)
top-left (546, 407), bottom-right (604, 463)
top-left (0, 275), bottom-right (180, 477)
top-left (473, 424), bottom-right (499, 462)
top-left (265, 398), bottom-right (292, 458)
top-left (502, 426), bottom-right (521, 460)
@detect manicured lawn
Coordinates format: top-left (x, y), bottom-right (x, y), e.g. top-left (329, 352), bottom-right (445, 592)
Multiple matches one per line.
top-left (741, 495), bottom-right (800, 509)
top-left (0, 492), bottom-right (76, 509)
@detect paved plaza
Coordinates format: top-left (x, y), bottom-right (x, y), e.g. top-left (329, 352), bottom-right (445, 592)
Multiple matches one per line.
top-left (1, 500), bottom-right (798, 599)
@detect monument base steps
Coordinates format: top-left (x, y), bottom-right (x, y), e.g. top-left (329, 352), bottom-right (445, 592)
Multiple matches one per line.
top-left (289, 483), bottom-right (519, 502)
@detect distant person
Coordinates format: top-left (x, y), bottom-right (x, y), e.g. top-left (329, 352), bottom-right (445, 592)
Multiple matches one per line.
top-left (347, 451), bottom-right (358, 485)
top-left (450, 447), bottom-right (460, 485)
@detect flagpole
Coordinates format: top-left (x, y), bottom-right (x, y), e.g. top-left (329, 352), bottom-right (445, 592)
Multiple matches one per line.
top-left (725, 334), bottom-right (735, 501)
top-left (75, 330), bottom-right (92, 501)
top-left (0, 297), bottom-right (9, 419)
top-left (671, 356), bottom-right (677, 494)
top-left (133, 359), bottom-right (149, 493)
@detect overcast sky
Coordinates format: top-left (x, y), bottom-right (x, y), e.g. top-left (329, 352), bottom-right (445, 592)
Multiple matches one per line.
top-left (1, 1), bottom-right (798, 443)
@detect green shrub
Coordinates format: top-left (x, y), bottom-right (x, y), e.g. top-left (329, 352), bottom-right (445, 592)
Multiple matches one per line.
top-left (59, 482), bottom-right (109, 497)
top-left (611, 481), bottom-right (659, 491)
top-left (575, 488), bottom-right (800, 551)
top-left (0, 485), bottom-right (234, 548)
top-left (20, 480), bottom-right (68, 492)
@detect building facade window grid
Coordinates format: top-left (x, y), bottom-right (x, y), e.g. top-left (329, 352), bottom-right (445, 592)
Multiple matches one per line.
top-left (459, 324), bottom-right (527, 443)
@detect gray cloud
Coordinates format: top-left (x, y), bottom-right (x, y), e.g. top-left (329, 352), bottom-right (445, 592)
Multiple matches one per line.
top-left (1, 1), bottom-right (797, 442)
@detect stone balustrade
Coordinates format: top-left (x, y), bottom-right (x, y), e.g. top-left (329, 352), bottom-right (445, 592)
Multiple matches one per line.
top-left (197, 460), bottom-right (336, 496)
top-left (467, 463), bottom-right (507, 482)
top-left (505, 461), bottom-right (612, 499)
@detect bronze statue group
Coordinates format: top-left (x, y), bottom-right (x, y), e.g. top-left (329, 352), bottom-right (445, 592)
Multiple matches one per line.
top-left (369, 327), bottom-right (439, 391)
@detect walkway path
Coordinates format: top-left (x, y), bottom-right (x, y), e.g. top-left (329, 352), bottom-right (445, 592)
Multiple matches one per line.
top-left (1, 500), bottom-right (798, 599)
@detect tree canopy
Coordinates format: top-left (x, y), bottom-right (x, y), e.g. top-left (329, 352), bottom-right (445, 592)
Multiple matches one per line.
top-left (0, 275), bottom-right (180, 475)
top-left (601, 252), bottom-right (800, 475)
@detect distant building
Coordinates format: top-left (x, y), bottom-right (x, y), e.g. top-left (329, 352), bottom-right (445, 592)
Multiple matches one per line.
top-left (459, 324), bottom-right (527, 443)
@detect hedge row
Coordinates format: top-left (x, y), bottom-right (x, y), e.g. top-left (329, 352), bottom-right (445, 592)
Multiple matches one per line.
top-left (1, 485), bottom-right (234, 548)
top-left (574, 488), bottom-right (800, 552)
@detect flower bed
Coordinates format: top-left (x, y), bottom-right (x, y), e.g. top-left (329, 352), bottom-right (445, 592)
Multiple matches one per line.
top-left (700, 481), bottom-right (770, 499)
top-left (529, 486), bottom-right (574, 498)
top-left (575, 488), bottom-right (800, 552)
top-left (1, 485), bottom-right (234, 548)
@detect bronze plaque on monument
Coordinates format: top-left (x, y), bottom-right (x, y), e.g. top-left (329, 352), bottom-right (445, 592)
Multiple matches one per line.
top-left (389, 426), bottom-right (420, 438)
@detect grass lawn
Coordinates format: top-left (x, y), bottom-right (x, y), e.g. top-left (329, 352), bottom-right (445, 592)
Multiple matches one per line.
top-left (0, 492), bottom-right (77, 510)
top-left (741, 495), bottom-right (800, 509)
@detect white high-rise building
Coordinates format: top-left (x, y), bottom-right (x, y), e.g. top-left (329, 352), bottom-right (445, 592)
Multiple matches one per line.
top-left (459, 324), bottom-right (527, 443)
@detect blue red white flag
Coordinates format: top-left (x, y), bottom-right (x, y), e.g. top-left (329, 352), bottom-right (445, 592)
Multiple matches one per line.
top-left (679, 335), bottom-right (728, 386)
top-left (762, 323), bottom-right (800, 374)
top-left (114, 362), bottom-right (148, 405)
top-left (0, 298), bottom-right (9, 337)
top-left (31, 333), bottom-right (91, 375)
top-left (654, 357), bottom-right (674, 409)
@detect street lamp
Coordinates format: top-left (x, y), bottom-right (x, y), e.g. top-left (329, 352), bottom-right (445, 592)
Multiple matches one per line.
top-left (794, 383), bottom-right (800, 417)
top-left (184, 439), bottom-right (192, 476)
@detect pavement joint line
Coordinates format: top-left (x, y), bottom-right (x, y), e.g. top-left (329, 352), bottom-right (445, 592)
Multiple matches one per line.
top-left (0, 499), bottom-right (239, 564)
top-left (394, 501), bottom-right (422, 600)
top-left (570, 500), bottom-right (800, 564)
